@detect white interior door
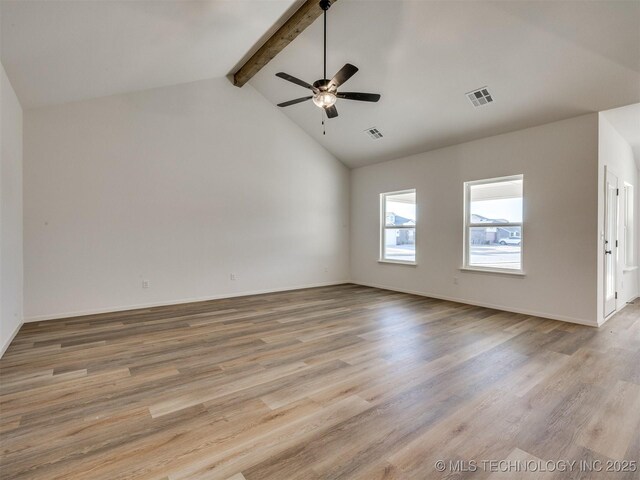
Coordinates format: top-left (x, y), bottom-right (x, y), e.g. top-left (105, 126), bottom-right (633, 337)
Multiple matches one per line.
top-left (604, 168), bottom-right (618, 318)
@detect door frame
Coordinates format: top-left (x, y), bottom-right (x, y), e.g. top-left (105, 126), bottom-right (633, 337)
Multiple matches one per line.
top-left (603, 166), bottom-right (619, 319)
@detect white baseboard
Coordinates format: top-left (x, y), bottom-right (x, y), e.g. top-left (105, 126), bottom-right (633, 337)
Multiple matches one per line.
top-left (352, 281), bottom-right (599, 327)
top-left (21, 279), bottom-right (604, 328)
top-left (1, 321), bottom-right (23, 358)
top-left (24, 280), bottom-right (351, 323)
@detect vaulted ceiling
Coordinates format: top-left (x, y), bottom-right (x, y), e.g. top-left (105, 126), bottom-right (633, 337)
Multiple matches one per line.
top-left (250, 0), bottom-right (640, 167)
top-left (0, 0), bottom-right (297, 107)
top-left (2, 0), bottom-right (639, 168)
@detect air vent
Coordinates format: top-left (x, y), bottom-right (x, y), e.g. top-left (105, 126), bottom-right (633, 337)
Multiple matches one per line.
top-left (365, 127), bottom-right (383, 140)
top-left (466, 87), bottom-right (493, 107)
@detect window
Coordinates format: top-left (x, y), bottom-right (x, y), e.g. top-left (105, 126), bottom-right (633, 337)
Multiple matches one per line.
top-left (381, 190), bottom-right (416, 264)
top-left (464, 175), bottom-right (523, 272)
top-left (624, 182), bottom-right (635, 267)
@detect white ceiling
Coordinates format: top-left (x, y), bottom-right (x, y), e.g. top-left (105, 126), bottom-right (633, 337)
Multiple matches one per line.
top-left (2, 0), bottom-right (639, 168)
top-left (0, 0), bottom-right (297, 107)
top-left (601, 103), bottom-right (640, 169)
top-left (250, 0), bottom-right (640, 167)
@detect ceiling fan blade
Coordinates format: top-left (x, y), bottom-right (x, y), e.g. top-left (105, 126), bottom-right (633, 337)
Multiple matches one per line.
top-left (337, 92), bottom-right (381, 102)
top-left (329, 63), bottom-right (358, 89)
top-left (277, 96), bottom-right (313, 107)
top-left (275, 72), bottom-right (315, 91)
top-left (324, 105), bottom-right (338, 119)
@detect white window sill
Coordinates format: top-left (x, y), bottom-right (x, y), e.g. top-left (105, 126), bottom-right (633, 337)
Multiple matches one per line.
top-left (460, 266), bottom-right (525, 277)
top-left (379, 259), bottom-right (417, 266)
top-left (623, 266), bottom-right (638, 272)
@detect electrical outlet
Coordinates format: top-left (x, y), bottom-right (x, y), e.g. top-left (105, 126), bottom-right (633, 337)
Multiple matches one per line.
top-left (142, 280), bottom-right (150, 289)
top-left (453, 277), bottom-right (459, 285)
top-left (230, 273), bottom-right (237, 281)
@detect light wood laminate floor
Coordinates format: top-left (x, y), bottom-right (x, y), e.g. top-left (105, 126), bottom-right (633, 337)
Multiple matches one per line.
top-left (1, 284), bottom-right (639, 479)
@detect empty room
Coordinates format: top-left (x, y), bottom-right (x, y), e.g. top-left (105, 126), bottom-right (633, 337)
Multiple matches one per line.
top-left (1, 0), bottom-right (640, 479)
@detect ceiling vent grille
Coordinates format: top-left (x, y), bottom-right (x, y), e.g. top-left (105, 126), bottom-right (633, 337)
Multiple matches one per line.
top-left (365, 127), bottom-right (383, 139)
top-left (466, 87), bottom-right (493, 107)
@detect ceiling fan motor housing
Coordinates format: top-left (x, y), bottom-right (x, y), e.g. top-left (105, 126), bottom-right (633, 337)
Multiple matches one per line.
top-left (313, 79), bottom-right (335, 92)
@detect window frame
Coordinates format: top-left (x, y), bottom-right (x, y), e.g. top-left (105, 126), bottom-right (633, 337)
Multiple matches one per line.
top-left (463, 174), bottom-right (524, 275)
top-left (379, 189), bottom-right (417, 265)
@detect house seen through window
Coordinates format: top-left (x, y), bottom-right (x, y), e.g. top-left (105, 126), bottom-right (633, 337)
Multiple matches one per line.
top-left (381, 190), bottom-right (416, 263)
top-left (464, 175), bottom-right (523, 272)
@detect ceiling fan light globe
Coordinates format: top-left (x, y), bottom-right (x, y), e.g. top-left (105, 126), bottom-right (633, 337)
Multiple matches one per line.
top-left (313, 91), bottom-right (337, 108)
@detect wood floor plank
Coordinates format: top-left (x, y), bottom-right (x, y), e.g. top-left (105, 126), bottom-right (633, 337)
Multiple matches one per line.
top-left (1, 284), bottom-right (638, 479)
top-left (576, 380), bottom-right (640, 460)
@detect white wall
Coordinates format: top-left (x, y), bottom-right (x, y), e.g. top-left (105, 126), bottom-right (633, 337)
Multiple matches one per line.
top-left (597, 114), bottom-right (639, 324)
top-left (24, 78), bottom-right (349, 321)
top-left (1, 61), bottom-right (24, 354)
top-left (350, 114), bottom-right (599, 326)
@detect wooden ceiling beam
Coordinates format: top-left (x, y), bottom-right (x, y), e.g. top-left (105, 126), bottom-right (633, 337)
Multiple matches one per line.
top-left (232, 0), bottom-right (334, 88)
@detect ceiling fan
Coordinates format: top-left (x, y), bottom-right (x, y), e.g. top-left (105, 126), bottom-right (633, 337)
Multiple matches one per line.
top-left (275, 0), bottom-right (381, 120)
